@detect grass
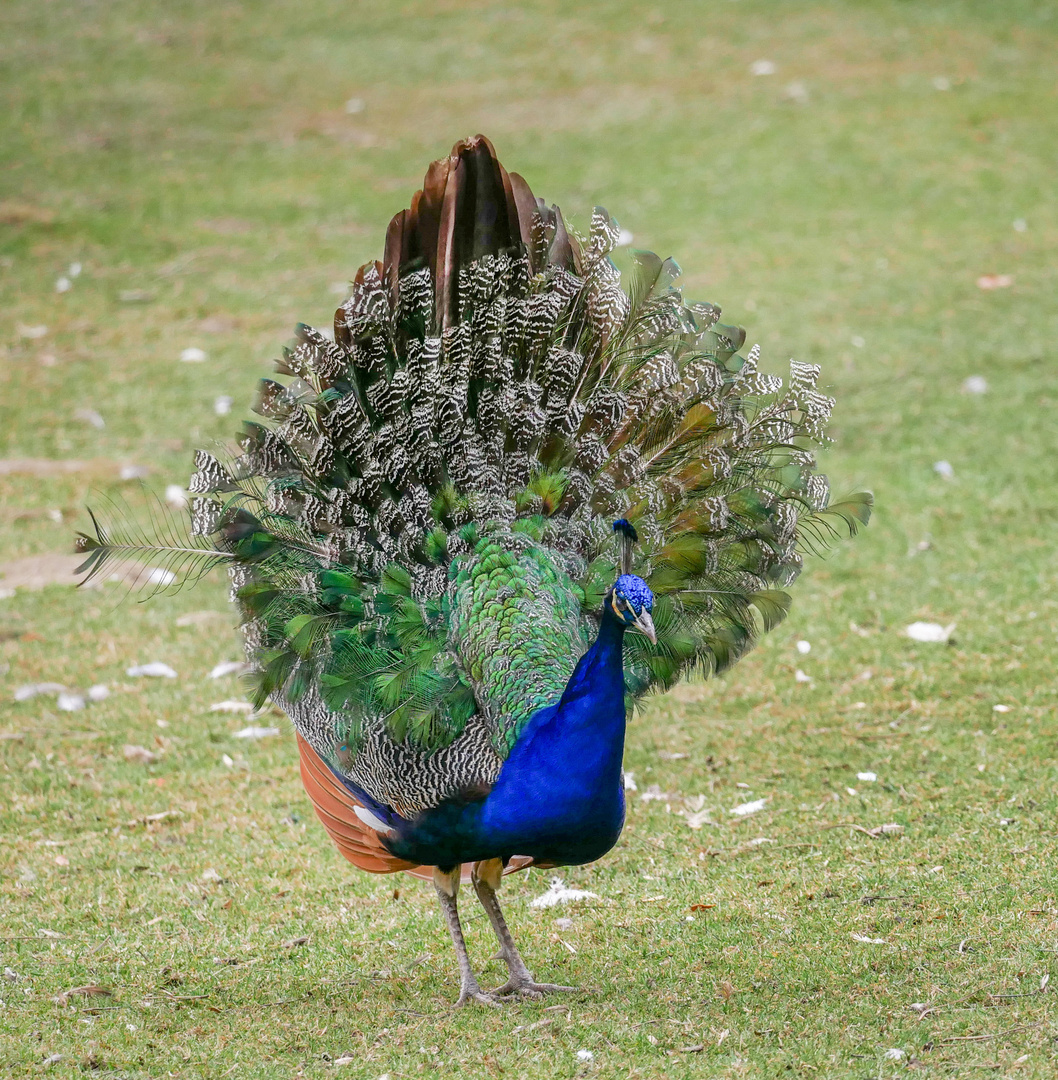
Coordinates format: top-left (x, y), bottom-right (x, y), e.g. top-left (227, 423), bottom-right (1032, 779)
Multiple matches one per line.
top-left (2, 0), bottom-right (1058, 1075)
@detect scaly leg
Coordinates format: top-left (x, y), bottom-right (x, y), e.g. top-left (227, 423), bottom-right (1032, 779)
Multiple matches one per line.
top-left (472, 859), bottom-right (577, 999)
top-left (432, 866), bottom-right (501, 1008)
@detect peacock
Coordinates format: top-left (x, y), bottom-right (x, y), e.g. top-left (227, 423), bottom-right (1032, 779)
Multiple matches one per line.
top-left (77, 135), bottom-right (870, 1005)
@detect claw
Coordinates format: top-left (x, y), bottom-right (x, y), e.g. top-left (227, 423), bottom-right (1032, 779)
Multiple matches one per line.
top-left (454, 988), bottom-right (504, 1008)
top-left (491, 979), bottom-right (577, 999)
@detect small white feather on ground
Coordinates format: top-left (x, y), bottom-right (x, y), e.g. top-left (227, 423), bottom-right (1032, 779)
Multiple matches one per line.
top-left (209, 701), bottom-right (254, 714)
top-left (905, 621), bottom-right (955, 643)
top-left (870, 823), bottom-right (903, 836)
top-left (74, 408), bottom-right (105, 429)
top-left (233, 726), bottom-right (280, 740)
top-left (530, 878), bottom-right (600, 909)
top-left (16, 683), bottom-right (110, 707)
top-left (123, 745), bottom-right (158, 765)
top-left (976, 274), bottom-right (1013, 290)
top-left (126, 662), bottom-right (178, 678)
top-left (784, 80), bottom-right (810, 105)
top-left (14, 683), bottom-right (68, 701)
top-left (209, 660), bottom-right (247, 679)
top-left (683, 807), bottom-right (717, 829)
top-left (730, 797), bottom-right (768, 817)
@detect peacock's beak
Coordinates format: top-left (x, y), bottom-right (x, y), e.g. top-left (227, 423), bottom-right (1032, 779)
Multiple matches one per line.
top-left (631, 608), bottom-right (656, 644)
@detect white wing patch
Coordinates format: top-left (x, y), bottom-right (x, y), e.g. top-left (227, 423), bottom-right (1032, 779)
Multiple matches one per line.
top-left (353, 804), bottom-right (394, 836)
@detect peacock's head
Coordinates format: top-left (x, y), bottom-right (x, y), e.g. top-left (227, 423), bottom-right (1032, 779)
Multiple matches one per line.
top-left (610, 573), bottom-right (656, 643)
top-left (610, 519), bottom-right (656, 643)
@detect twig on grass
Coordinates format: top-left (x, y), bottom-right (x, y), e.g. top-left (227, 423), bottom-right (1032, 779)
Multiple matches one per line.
top-left (818, 822), bottom-right (903, 838)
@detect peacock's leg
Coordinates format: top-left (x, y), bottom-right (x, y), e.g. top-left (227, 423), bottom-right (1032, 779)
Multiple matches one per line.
top-left (472, 859), bottom-right (577, 999)
top-left (432, 866), bottom-right (501, 1008)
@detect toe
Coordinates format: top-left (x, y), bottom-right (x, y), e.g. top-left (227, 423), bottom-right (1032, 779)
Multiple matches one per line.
top-left (490, 980), bottom-right (577, 998)
top-left (455, 990), bottom-right (504, 1008)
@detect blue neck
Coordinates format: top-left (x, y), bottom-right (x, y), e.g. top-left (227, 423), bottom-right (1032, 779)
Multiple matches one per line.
top-left (558, 604), bottom-right (627, 715)
top-left (468, 604), bottom-right (630, 863)
top-left (378, 604), bottom-right (632, 869)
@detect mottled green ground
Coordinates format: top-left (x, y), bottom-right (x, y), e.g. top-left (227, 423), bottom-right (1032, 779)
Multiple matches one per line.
top-left (3, 1), bottom-right (1058, 1076)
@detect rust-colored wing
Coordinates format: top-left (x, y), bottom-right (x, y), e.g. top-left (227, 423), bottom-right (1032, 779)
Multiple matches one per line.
top-left (297, 733), bottom-right (417, 874)
top-left (297, 734), bottom-right (539, 884)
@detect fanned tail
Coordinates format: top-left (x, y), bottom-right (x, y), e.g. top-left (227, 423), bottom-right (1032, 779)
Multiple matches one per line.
top-left (86, 135), bottom-right (870, 773)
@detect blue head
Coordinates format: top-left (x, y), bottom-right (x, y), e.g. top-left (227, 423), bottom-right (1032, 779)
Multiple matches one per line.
top-left (610, 519), bottom-right (655, 641)
top-left (610, 573), bottom-right (656, 642)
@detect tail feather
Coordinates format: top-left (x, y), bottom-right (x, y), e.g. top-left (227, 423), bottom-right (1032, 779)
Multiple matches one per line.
top-left (79, 135), bottom-right (870, 782)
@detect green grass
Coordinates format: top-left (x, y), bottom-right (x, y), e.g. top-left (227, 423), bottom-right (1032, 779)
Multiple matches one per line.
top-left (3, 0), bottom-right (1058, 1075)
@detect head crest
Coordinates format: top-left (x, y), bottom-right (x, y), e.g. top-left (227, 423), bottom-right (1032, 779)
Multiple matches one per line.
top-left (613, 519), bottom-right (638, 575)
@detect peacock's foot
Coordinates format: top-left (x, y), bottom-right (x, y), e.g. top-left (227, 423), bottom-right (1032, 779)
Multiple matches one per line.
top-left (490, 976), bottom-right (577, 999)
top-left (469, 869), bottom-right (578, 1001)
